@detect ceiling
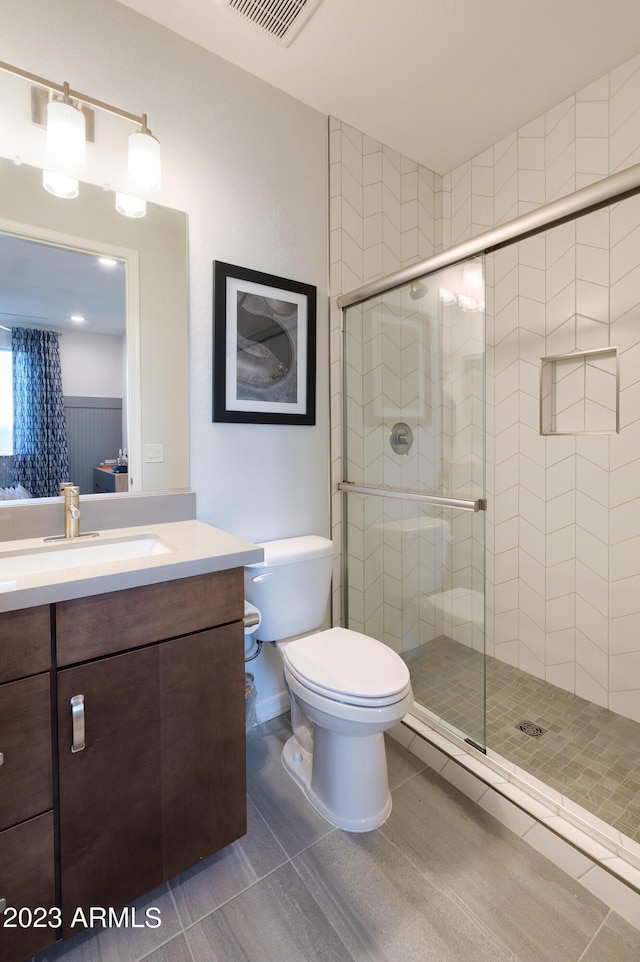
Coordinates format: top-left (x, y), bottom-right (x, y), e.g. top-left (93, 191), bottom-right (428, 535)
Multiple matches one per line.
top-left (0, 233), bottom-right (126, 337)
top-left (116, 0), bottom-right (640, 173)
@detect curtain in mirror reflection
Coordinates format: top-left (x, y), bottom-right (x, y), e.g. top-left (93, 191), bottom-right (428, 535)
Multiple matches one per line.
top-left (11, 327), bottom-right (70, 498)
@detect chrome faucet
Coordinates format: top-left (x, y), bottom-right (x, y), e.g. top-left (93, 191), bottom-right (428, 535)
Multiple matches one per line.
top-left (63, 485), bottom-right (81, 539)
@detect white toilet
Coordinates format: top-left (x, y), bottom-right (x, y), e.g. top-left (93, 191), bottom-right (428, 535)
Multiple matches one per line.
top-left (245, 535), bottom-right (414, 832)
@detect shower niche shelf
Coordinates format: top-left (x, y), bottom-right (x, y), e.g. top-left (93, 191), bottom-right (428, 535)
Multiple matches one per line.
top-left (539, 346), bottom-right (619, 436)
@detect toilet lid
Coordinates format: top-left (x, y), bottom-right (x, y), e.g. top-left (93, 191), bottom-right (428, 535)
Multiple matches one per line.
top-left (281, 627), bottom-right (411, 702)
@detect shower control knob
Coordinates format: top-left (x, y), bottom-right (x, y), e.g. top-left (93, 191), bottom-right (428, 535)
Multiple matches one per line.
top-left (390, 422), bottom-right (414, 455)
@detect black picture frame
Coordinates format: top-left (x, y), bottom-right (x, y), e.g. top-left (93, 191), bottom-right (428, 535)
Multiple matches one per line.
top-left (213, 261), bottom-right (316, 425)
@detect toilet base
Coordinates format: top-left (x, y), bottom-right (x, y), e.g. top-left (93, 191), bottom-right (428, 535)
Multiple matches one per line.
top-left (281, 731), bottom-right (392, 833)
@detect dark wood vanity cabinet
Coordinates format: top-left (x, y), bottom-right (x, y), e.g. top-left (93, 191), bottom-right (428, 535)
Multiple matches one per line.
top-left (1, 569), bottom-right (247, 955)
top-left (0, 606), bottom-right (57, 962)
top-left (0, 673), bottom-right (53, 831)
top-left (56, 623), bottom-right (245, 933)
top-left (0, 814), bottom-right (56, 962)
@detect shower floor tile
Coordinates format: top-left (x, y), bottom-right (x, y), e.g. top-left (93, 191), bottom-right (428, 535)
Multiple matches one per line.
top-left (404, 636), bottom-right (640, 844)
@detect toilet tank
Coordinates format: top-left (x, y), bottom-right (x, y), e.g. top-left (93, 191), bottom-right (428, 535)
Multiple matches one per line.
top-left (244, 535), bottom-right (335, 642)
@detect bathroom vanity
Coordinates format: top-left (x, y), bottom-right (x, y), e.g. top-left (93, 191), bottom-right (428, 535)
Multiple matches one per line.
top-left (0, 521), bottom-right (262, 962)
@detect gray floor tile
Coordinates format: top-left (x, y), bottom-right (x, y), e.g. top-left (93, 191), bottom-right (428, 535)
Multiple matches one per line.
top-left (246, 716), bottom-right (335, 857)
top-left (184, 862), bottom-right (354, 962)
top-left (137, 935), bottom-right (193, 962)
top-left (292, 826), bottom-right (515, 962)
top-left (169, 795), bottom-right (288, 925)
top-left (33, 884), bottom-right (181, 962)
top-left (385, 733), bottom-right (427, 790)
top-left (382, 767), bottom-right (608, 962)
top-left (580, 911), bottom-right (640, 962)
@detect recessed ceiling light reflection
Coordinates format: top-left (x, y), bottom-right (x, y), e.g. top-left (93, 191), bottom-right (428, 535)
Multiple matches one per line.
top-left (98, 257), bottom-right (118, 267)
top-left (70, 314), bottom-right (85, 323)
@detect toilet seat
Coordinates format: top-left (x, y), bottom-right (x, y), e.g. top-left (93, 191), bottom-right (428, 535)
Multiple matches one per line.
top-left (280, 627), bottom-right (411, 708)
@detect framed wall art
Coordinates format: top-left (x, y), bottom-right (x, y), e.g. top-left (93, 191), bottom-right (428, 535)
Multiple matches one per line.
top-left (213, 261), bottom-right (316, 425)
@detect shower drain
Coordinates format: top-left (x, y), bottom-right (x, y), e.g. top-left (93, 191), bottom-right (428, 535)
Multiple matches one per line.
top-left (516, 720), bottom-right (546, 737)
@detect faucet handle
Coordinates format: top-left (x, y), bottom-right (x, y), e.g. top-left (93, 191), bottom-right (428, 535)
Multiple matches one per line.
top-left (64, 485), bottom-right (82, 538)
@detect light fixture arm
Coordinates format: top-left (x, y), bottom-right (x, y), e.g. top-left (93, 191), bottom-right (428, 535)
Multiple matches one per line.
top-left (0, 59), bottom-right (147, 126)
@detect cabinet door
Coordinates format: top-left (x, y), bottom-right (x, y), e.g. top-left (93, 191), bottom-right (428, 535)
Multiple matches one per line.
top-left (57, 645), bottom-right (163, 934)
top-left (56, 624), bottom-right (247, 933)
top-left (0, 674), bottom-right (52, 831)
top-left (0, 812), bottom-right (56, 962)
top-left (160, 624), bottom-right (246, 879)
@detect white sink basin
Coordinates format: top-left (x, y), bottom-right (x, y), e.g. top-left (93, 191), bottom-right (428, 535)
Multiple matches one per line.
top-left (0, 534), bottom-right (174, 580)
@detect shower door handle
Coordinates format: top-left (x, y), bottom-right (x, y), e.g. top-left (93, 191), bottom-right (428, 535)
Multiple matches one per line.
top-left (338, 482), bottom-right (486, 512)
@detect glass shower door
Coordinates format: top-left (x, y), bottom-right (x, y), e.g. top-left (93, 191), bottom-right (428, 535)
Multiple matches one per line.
top-left (341, 257), bottom-right (486, 750)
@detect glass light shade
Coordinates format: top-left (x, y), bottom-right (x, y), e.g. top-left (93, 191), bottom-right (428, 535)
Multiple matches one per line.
top-left (46, 99), bottom-right (86, 170)
top-left (115, 192), bottom-right (146, 218)
top-left (128, 129), bottom-right (161, 192)
top-left (42, 170), bottom-right (79, 199)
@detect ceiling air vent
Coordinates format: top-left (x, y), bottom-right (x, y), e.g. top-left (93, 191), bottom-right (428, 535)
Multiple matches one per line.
top-left (215, 0), bottom-right (325, 46)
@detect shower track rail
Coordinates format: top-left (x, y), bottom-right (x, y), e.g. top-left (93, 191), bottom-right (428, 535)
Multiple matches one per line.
top-left (336, 161), bottom-right (640, 309)
top-left (338, 482), bottom-right (486, 512)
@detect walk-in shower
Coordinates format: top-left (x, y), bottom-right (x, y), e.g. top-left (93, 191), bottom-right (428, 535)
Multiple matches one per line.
top-left (338, 163), bottom-right (640, 856)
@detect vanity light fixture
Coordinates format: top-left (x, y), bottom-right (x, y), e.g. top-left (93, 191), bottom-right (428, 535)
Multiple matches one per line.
top-left (0, 59), bottom-right (161, 216)
top-left (46, 83), bottom-right (86, 171)
top-left (439, 288), bottom-right (457, 305)
top-left (42, 169), bottom-right (79, 199)
top-left (128, 117), bottom-right (161, 192)
top-left (115, 192), bottom-right (146, 218)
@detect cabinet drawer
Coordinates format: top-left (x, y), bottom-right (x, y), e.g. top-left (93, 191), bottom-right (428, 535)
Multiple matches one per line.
top-left (0, 674), bottom-right (52, 831)
top-left (0, 607), bottom-right (51, 684)
top-left (56, 568), bottom-right (244, 664)
top-left (0, 812), bottom-right (56, 962)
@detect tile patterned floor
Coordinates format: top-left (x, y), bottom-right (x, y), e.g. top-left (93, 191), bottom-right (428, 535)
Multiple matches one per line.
top-left (32, 715), bottom-right (640, 962)
top-left (405, 636), bottom-right (640, 843)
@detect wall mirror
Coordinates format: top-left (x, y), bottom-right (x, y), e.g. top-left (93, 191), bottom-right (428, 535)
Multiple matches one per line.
top-left (0, 157), bottom-right (189, 505)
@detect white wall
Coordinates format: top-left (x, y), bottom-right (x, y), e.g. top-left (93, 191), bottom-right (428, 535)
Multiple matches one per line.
top-left (2, 0), bottom-right (329, 714)
top-left (60, 330), bottom-right (125, 398)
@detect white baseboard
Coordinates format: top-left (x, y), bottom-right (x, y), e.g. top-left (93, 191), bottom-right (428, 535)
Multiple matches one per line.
top-left (255, 691), bottom-right (290, 723)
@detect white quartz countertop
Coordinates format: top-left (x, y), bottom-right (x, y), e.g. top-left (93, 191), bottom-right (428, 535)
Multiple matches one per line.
top-left (0, 520), bottom-right (264, 613)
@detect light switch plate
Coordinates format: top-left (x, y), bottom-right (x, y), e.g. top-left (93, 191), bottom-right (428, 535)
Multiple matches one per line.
top-left (144, 443), bottom-right (164, 462)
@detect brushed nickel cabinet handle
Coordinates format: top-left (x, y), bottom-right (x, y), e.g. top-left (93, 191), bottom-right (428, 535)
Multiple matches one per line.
top-left (0, 898), bottom-right (6, 913)
top-left (71, 694), bottom-right (85, 753)
top-left (0, 752), bottom-right (3, 766)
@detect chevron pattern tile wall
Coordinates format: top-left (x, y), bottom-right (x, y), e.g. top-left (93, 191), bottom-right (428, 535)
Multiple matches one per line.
top-left (330, 50), bottom-right (640, 727)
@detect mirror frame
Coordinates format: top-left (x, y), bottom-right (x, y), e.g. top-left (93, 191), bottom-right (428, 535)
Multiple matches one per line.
top-left (0, 159), bottom-right (189, 503)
